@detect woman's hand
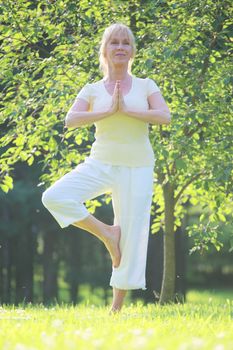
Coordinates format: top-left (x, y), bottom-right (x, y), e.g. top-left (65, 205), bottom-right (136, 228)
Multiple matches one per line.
top-left (118, 82), bottom-right (127, 113)
top-left (108, 80), bottom-right (120, 115)
top-left (107, 80), bottom-right (127, 115)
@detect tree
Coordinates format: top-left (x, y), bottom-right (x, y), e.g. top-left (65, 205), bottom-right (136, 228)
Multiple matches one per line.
top-left (142, 0), bottom-right (233, 303)
top-left (1, 0), bottom-right (232, 304)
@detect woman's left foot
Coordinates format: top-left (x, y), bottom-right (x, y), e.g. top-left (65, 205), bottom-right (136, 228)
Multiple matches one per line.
top-left (103, 225), bottom-right (121, 268)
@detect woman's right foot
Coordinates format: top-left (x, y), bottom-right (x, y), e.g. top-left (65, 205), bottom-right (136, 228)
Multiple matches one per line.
top-left (109, 306), bottom-right (121, 314)
top-left (103, 225), bottom-right (121, 268)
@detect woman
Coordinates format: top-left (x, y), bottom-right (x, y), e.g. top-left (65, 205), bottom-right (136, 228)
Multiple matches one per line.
top-left (42, 23), bottom-right (171, 312)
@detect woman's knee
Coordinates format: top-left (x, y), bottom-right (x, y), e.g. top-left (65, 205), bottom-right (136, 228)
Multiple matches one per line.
top-left (41, 187), bottom-right (58, 209)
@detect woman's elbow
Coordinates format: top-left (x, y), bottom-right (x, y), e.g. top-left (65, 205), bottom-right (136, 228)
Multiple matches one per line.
top-left (165, 112), bottom-right (171, 124)
top-left (65, 114), bottom-right (80, 128)
top-left (157, 111), bottom-right (171, 125)
top-left (65, 115), bottom-right (72, 128)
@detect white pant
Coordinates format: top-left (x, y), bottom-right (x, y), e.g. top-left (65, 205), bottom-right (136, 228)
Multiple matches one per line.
top-left (42, 157), bottom-right (154, 290)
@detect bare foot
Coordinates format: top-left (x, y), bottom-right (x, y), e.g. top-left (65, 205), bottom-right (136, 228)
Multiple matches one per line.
top-left (109, 306), bottom-right (121, 314)
top-left (103, 225), bottom-right (121, 268)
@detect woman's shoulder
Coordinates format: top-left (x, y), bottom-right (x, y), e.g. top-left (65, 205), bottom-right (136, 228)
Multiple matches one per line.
top-left (133, 75), bottom-right (156, 84)
top-left (133, 75), bottom-right (160, 94)
top-left (86, 79), bottom-right (103, 88)
top-left (78, 79), bottom-right (103, 96)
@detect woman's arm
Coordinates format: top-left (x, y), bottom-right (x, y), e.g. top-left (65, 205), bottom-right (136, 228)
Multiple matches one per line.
top-left (65, 98), bottom-right (110, 128)
top-left (119, 89), bottom-right (171, 125)
top-left (65, 83), bottom-right (119, 128)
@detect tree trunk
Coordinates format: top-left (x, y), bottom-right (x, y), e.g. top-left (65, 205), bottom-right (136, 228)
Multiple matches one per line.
top-left (43, 231), bottom-right (58, 304)
top-left (0, 206), bottom-right (12, 304)
top-left (68, 233), bottom-right (81, 304)
top-left (129, 1), bottom-right (137, 32)
top-left (0, 238), bottom-right (12, 304)
top-left (15, 231), bottom-right (34, 304)
top-left (159, 182), bottom-right (175, 304)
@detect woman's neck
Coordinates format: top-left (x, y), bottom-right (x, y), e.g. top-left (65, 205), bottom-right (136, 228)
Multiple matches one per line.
top-left (105, 66), bottom-right (131, 82)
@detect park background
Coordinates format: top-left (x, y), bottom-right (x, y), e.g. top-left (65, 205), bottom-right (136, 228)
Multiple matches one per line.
top-left (0, 0), bottom-right (232, 306)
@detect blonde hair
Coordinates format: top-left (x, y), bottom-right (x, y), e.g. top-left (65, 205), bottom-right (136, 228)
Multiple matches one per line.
top-left (99, 23), bottom-right (136, 76)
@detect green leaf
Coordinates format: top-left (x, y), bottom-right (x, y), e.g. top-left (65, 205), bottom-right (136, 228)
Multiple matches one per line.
top-left (0, 184), bottom-right (10, 193)
top-left (175, 158), bottom-right (187, 170)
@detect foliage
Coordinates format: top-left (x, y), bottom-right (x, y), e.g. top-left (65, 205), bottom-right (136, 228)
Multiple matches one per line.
top-left (140, 0), bottom-right (233, 250)
top-left (187, 217), bottom-right (233, 287)
top-left (1, 0), bottom-right (232, 238)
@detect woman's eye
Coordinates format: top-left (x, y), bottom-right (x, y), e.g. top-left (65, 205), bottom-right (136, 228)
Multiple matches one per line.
top-left (109, 40), bottom-right (130, 45)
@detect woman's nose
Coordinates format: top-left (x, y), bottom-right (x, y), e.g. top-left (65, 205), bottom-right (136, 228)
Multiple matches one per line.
top-left (116, 43), bottom-right (124, 49)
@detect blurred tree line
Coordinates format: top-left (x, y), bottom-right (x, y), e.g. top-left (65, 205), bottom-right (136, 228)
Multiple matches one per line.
top-left (0, 0), bottom-right (232, 304)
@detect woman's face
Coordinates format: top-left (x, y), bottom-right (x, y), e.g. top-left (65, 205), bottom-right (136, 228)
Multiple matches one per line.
top-left (105, 31), bottom-right (133, 67)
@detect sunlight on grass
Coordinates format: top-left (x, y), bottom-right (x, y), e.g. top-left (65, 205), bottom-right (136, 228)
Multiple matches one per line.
top-left (0, 290), bottom-right (232, 350)
top-left (187, 289), bottom-right (233, 304)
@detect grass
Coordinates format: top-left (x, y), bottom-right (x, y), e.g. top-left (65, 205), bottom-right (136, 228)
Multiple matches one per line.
top-left (0, 289), bottom-right (232, 350)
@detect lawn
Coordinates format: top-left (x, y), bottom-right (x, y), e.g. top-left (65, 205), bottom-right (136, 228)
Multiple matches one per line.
top-left (0, 289), bottom-right (232, 350)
